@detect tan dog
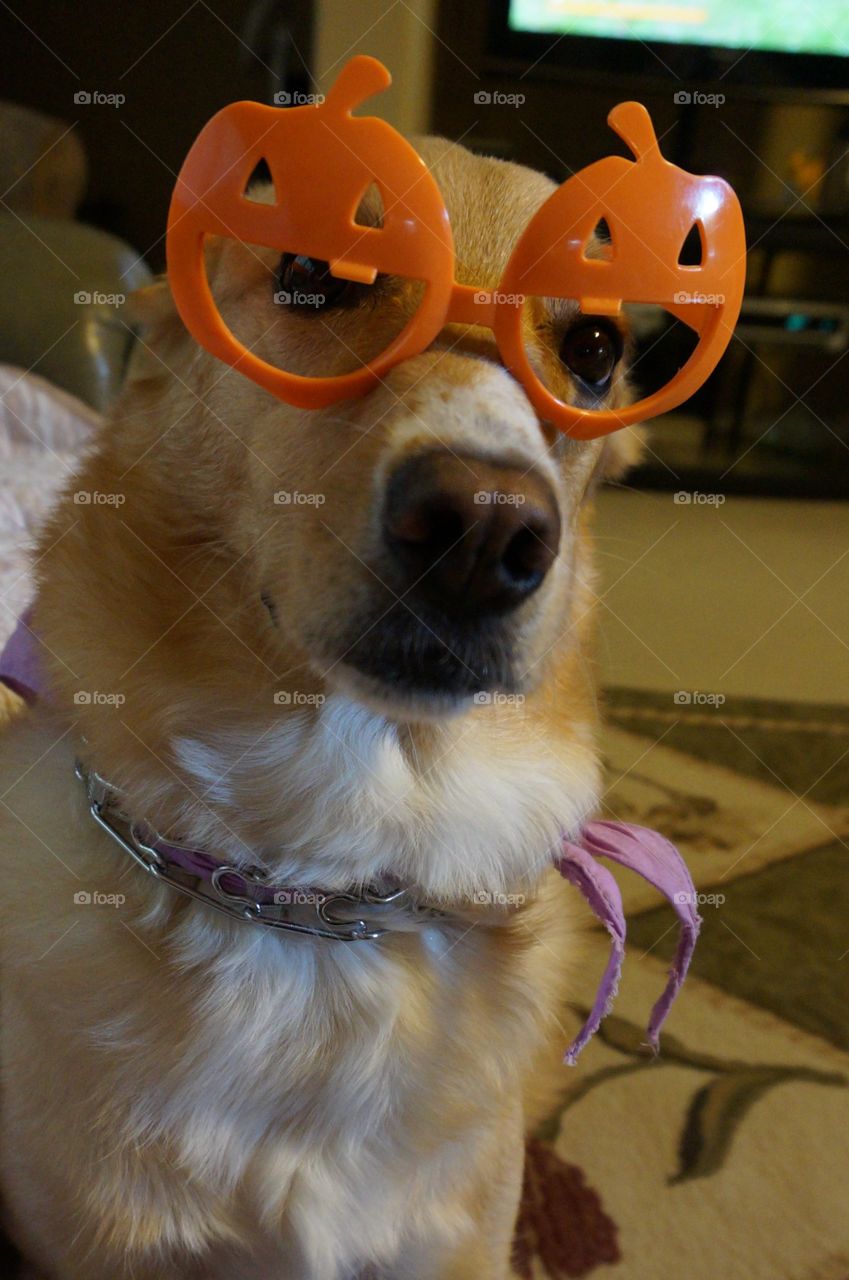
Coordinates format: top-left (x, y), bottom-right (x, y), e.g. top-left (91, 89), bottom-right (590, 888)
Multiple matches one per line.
top-left (0, 139), bottom-right (638, 1279)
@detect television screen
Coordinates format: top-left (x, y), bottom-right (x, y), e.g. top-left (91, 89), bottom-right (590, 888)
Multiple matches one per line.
top-left (508, 0), bottom-right (849, 58)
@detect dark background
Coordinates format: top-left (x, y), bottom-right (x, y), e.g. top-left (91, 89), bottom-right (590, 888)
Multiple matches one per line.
top-left (2, 0), bottom-right (314, 263)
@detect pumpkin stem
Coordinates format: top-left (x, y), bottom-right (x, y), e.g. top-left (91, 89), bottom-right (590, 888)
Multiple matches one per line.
top-left (607, 101), bottom-right (661, 164)
top-left (324, 55), bottom-right (392, 116)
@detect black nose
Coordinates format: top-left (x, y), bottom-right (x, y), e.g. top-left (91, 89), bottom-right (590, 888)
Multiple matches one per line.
top-left (383, 450), bottom-right (561, 617)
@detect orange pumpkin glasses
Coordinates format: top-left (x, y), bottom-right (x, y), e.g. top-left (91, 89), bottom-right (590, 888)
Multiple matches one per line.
top-left (166, 55), bottom-right (746, 440)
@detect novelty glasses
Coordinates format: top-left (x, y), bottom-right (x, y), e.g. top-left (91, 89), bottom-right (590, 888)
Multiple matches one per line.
top-left (166, 56), bottom-right (746, 440)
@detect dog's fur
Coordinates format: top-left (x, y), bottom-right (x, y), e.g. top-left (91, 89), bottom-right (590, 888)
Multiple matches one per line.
top-left (0, 139), bottom-right (639, 1279)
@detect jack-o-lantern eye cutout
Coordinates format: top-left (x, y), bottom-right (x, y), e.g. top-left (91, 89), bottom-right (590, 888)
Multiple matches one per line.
top-left (166, 57), bottom-right (746, 438)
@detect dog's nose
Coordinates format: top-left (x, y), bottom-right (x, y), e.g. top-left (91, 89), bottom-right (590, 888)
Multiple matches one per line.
top-left (383, 450), bottom-right (561, 616)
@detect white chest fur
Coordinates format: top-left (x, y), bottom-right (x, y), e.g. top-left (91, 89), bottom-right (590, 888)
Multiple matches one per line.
top-left (0, 708), bottom-right (591, 1278)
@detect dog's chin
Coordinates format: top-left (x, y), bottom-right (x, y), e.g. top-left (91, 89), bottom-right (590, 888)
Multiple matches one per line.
top-left (320, 609), bottom-right (524, 722)
top-left (324, 664), bottom-right (476, 722)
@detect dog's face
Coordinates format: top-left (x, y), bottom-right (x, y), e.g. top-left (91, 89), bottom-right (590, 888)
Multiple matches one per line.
top-left (149, 139), bottom-right (631, 720)
top-left (117, 140), bottom-right (637, 727)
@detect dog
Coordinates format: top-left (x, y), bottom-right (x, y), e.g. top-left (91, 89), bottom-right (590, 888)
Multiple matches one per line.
top-left (0, 136), bottom-right (640, 1279)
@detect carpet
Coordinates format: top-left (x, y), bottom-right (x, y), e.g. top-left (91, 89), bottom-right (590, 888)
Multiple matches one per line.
top-left (516, 688), bottom-right (849, 1280)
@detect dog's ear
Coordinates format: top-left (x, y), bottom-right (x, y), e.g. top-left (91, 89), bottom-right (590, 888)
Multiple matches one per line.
top-left (596, 425), bottom-right (646, 483)
top-left (124, 277), bottom-right (183, 385)
top-left (127, 277), bottom-right (175, 329)
top-left (124, 237), bottom-right (229, 384)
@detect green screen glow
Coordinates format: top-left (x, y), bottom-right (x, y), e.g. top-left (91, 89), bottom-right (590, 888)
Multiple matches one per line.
top-left (509, 0), bottom-right (849, 58)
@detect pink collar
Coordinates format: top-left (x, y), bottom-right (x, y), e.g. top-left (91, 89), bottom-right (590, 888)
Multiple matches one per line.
top-left (0, 612), bottom-right (700, 1062)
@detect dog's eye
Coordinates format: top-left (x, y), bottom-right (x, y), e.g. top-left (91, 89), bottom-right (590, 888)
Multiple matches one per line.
top-left (276, 253), bottom-right (362, 310)
top-left (559, 318), bottom-right (622, 390)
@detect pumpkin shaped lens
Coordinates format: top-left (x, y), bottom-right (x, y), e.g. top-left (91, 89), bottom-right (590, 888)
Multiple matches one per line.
top-left (165, 59), bottom-right (457, 410)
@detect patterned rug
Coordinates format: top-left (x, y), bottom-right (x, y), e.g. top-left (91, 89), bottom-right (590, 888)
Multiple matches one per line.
top-left (516, 689), bottom-right (849, 1280)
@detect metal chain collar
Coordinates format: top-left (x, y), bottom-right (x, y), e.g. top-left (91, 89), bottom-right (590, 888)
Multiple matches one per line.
top-left (76, 762), bottom-right (447, 941)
